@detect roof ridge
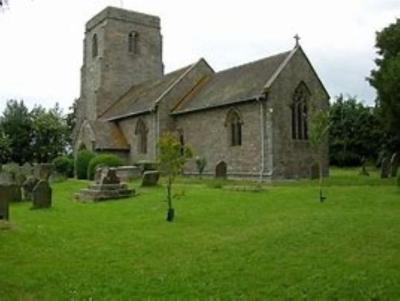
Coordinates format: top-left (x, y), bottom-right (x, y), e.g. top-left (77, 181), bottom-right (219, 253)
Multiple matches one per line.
top-left (99, 63), bottom-right (195, 120)
top-left (214, 49), bottom-right (292, 75)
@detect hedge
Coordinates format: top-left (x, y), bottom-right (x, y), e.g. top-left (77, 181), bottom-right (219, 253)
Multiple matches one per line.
top-left (76, 150), bottom-right (96, 179)
top-left (53, 156), bottom-right (74, 178)
top-left (87, 154), bottom-right (123, 180)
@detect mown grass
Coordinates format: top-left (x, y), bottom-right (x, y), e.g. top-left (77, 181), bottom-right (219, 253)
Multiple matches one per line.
top-left (0, 168), bottom-right (399, 299)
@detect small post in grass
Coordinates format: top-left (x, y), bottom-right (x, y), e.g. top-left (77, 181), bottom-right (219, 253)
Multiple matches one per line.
top-left (158, 132), bottom-right (193, 222)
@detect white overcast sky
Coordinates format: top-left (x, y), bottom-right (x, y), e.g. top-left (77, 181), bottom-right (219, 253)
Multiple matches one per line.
top-left (0, 0), bottom-right (399, 113)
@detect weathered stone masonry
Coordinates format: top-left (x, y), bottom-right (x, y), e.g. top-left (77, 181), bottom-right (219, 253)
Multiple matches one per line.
top-left (74, 6), bottom-right (330, 180)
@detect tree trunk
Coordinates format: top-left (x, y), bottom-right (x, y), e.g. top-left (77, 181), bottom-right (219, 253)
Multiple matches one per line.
top-left (166, 176), bottom-right (174, 222)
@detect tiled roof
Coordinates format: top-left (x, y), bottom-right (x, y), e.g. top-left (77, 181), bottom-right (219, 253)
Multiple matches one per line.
top-left (172, 50), bottom-right (292, 114)
top-left (100, 64), bottom-right (193, 121)
top-left (90, 121), bottom-right (129, 150)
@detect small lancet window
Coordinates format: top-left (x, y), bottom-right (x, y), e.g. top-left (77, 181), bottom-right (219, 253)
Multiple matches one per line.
top-left (135, 119), bottom-right (148, 154)
top-left (225, 109), bottom-right (242, 146)
top-left (92, 34), bottom-right (98, 58)
top-left (128, 32), bottom-right (138, 54)
top-left (292, 82), bottom-right (310, 140)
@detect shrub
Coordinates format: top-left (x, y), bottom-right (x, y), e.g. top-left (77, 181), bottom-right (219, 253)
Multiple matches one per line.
top-left (53, 156), bottom-right (74, 178)
top-left (195, 156), bottom-right (207, 178)
top-left (87, 154), bottom-right (123, 180)
top-left (76, 150), bottom-right (96, 179)
top-left (397, 174), bottom-right (400, 187)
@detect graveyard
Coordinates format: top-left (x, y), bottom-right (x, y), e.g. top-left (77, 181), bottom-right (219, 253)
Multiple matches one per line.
top-left (0, 168), bottom-right (399, 299)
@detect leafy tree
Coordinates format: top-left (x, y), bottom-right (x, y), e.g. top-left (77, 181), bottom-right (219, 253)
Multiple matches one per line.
top-left (66, 98), bottom-right (78, 149)
top-left (368, 18), bottom-right (400, 152)
top-left (0, 100), bottom-right (33, 164)
top-left (0, 130), bottom-right (11, 164)
top-left (31, 104), bottom-right (69, 163)
top-left (195, 156), bottom-right (207, 178)
top-left (158, 132), bottom-right (193, 222)
top-left (329, 95), bottom-right (383, 166)
top-left (309, 103), bottom-right (330, 202)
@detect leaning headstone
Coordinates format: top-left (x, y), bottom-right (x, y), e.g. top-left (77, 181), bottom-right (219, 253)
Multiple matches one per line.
top-left (310, 163), bottom-right (319, 179)
top-left (380, 157), bottom-right (390, 179)
top-left (22, 177), bottom-right (39, 201)
top-left (142, 170), bottom-right (160, 186)
top-left (0, 185), bottom-right (12, 220)
top-left (32, 180), bottom-right (52, 209)
top-left (390, 153), bottom-right (399, 178)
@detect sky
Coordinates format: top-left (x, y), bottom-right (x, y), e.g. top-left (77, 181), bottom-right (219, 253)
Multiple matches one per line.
top-left (0, 0), bottom-right (399, 113)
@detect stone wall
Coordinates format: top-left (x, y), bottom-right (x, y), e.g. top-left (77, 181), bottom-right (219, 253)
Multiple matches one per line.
top-left (81, 6), bottom-right (163, 121)
top-left (175, 102), bottom-right (265, 178)
top-left (268, 48), bottom-right (330, 179)
top-left (118, 113), bottom-right (157, 163)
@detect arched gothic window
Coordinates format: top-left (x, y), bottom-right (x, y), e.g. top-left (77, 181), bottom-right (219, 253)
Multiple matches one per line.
top-left (225, 109), bottom-right (242, 146)
top-left (135, 119), bottom-right (148, 154)
top-left (128, 32), bottom-right (138, 54)
top-left (92, 34), bottom-right (98, 58)
top-left (292, 82), bottom-right (310, 140)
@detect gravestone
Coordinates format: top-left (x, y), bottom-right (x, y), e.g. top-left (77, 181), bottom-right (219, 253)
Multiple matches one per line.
top-left (32, 180), bottom-right (52, 209)
top-left (0, 171), bottom-right (22, 202)
top-left (215, 161), bottom-right (227, 179)
top-left (115, 166), bottom-right (141, 182)
top-left (390, 153), bottom-right (399, 178)
top-left (0, 171), bottom-right (14, 184)
top-left (99, 168), bottom-right (119, 184)
top-left (76, 167), bottom-right (134, 202)
top-left (0, 185), bottom-right (12, 220)
top-left (23, 177), bottom-right (40, 201)
top-left (310, 163), bottom-right (319, 179)
top-left (142, 170), bottom-right (160, 186)
top-left (381, 157), bottom-right (390, 179)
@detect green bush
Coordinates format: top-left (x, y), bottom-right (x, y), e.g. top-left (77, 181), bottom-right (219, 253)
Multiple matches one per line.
top-left (53, 156), bottom-right (74, 178)
top-left (76, 150), bottom-right (96, 179)
top-left (397, 174), bottom-right (400, 187)
top-left (87, 154), bottom-right (123, 180)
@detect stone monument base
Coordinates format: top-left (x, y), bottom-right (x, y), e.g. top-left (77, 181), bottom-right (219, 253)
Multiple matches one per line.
top-left (76, 183), bottom-right (134, 202)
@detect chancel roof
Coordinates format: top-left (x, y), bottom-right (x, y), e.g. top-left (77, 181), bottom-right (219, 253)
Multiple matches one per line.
top-left (172, 50), bottom-right (292, 114)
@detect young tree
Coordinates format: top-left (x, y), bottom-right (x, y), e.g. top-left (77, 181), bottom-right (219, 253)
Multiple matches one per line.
top-left (0, 100), bottom-right (34, 164)
top-left (158, 132), bottom-right (193, 222)
top-left (368, 18), bottom-right (400, 152)
top-left (309, 104), bottom-right (330, 202)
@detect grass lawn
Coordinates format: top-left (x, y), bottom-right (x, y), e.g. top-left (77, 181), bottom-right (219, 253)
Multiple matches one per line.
top-left (0, 168), bottom-right (399, 299)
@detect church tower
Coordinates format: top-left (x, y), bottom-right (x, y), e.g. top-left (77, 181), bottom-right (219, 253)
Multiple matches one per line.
top-left (79, 7), bottom-right (164, 120)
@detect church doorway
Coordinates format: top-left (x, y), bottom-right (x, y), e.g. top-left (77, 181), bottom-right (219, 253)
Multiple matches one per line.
top-left (215, 161), bottom-right (227, 179)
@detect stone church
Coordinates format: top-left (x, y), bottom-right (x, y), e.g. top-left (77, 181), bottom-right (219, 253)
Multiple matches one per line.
top-left (74, 6), bottom-right (330, 180)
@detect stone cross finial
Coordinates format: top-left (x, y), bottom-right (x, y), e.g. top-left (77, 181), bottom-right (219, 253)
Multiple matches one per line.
top-left (294, 34), bottom-right (301, 47)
